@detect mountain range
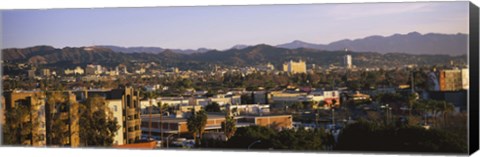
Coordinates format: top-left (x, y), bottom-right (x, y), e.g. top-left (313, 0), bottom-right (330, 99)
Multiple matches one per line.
top-left (91, 32), bottom-right (467, 56)
top-left (276, 32), bottom-right (468, 56)
top-left (96, 45), bottom-right (212, 54)
top-left (2, 44), bottom-right (467, 71)
top-left (87, 32), bottom-right (468, 56)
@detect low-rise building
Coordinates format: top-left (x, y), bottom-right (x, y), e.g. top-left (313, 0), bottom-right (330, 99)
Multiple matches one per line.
top-left (140, 113), bottom-right (292, 137)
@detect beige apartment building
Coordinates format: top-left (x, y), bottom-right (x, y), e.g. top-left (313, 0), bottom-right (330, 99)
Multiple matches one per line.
top-left (283, 60), bottom-right (307, 74)
top-left (76, 87), bottom-right (142, 144)
top-left (4, 91), bottom-right (47, 146)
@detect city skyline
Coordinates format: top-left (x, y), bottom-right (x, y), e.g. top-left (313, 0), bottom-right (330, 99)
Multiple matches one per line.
top-left (2, 1), bottom-right (469, 50)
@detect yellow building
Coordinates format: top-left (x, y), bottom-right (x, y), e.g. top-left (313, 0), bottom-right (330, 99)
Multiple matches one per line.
top-left (4, 91), bottom-right (47, 146)
top-left (439, 69), bottom-right (463, 91)
top-left (283, 60), bottom-right (307, 74)
top-left (78, 87), bottom-right (142, 144)
top-left (45, 91), bottom-right (80, 147)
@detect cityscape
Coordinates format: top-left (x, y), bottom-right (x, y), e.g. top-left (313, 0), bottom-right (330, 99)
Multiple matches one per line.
top-left (0, 1), bottom-right (472, 154)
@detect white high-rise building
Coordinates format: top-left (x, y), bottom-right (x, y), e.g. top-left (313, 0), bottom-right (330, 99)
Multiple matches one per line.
top-left (344, 55), bottom-right (352, 69)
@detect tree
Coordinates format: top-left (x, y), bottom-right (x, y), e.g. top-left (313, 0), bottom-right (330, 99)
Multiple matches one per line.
top-left (407, 93), bottom-right (418, 116)
top-left (205, 102), bottom-right (221, 112)
top-left (187, 109), bottom-right (208, 146)
top-left (3, 94), bottom-right (43, 146)
top-left (440, 101), bottom-right (454, 128)
top-left (221, 113), bottom-right (237, 140)
top-left (335, 120), bottom-right (466, 153)
top-left (3, 104), bottom-right (30, 145)
top-left (156, 102), bottom-right (169, 146)
top-left (78, 96), bottom-right (119, 147)
top-left (291, 102), bottom-right (304, 112)
top-left (46, 92), bottom-right (69, 146)
top-left (146, 91), bottom-right (157, 139)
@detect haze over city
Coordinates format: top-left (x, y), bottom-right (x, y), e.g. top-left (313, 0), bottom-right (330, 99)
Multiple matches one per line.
top-left (2, 2), bottom-right (468, 50)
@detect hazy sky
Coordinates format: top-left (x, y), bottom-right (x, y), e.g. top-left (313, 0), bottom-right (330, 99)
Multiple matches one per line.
top-left (1, 1), bottom-right (469, 49)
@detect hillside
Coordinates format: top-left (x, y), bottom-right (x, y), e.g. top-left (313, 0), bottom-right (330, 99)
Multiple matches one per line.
top-left (277, 32), bottom-right (468, 56)
top-left (2, 44), bottom-right (467, 70)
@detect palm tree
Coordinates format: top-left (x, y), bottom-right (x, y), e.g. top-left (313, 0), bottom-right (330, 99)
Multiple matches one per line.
top-left (187, 109), bottom-right (208, 146)
top-left (221, 110), bottom-right (236, 140)
top-left (147, 91), bottom-right (156, 139)
top-left (157, 102), bottom-right (168, 146)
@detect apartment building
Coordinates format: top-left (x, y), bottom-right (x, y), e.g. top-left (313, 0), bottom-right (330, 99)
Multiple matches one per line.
top-left (75, 87), bottom-right (142, 144)
top-left (4, 91), bottom-right (47, 146)
top-left (44, 91), bottom-right (80, 147)
top-left (439, 69), bottom-right (464, 91)
top-left (283, 60), bottom-right (307, 74)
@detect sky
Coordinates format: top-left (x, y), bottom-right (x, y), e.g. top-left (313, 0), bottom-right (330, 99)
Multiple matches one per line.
top-left (1, 1), bottom-right (470, 50)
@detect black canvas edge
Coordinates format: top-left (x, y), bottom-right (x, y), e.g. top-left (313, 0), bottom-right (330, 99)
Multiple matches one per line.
top-left (469, 1), bottom-right (479, 155)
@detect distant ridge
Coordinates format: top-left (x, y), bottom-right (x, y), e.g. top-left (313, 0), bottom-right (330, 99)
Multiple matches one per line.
top-left (96, 45), bottom-right (213, 54)
top-left (277, 32), bottom-right (468, 56)
top-left (2, 44), bottom-right (466, 70)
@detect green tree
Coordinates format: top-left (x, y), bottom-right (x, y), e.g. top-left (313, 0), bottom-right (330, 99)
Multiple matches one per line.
top-left (46, 92), bottom-right (69, 146)
top-left (156, 102), bottom-right (169, 147)
top-left (146, 91), bottom-right (157, 139)
top-left (2, 105), bottom-right (31, 145)
top-left (187, 109), bottom-right (208, 146)
top-left (78, 96), bottom-right (119, 147)
top-left (221, 113), bottom-right (237, 140)
top-left (335, 120), bottom-right (466, 153)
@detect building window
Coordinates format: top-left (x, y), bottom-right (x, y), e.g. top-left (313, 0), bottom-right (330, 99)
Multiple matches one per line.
top-left (114, 105), bottom-right (118, 112)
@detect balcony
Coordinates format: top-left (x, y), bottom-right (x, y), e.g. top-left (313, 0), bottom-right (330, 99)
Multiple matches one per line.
top-left (126, 119), bottom-right (141, 127)
top-left (127, 132), bottom-right (136, 139)
top-left (126, 108), bottom-right (137, 116)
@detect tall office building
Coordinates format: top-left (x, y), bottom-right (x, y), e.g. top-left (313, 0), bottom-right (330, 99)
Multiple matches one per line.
top-left (283, 60), bottom-right (307, 74)
top-left (344, 54), bottom-right (352, 69)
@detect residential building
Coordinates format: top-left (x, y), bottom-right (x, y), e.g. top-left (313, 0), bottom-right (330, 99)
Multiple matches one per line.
top-left (64, 66), bottom-right (85, 75)
top-left (106, 99), bottom-right (125, 145)
top-left (41, 69), bottom-right (51, 77)
top-left (44, 91), bottom-right (80, 147)
top-left (461, 68), bottom-right (469, 90)
top-left (85, 64), bottom-right (103, 75)
top-left (75, 87), bottom-right (142, 144)
top-left (439, 69), bottom-right (463, 91)
top-left (253, 91), bottom-right (269, 104)
top-left (228, 104), bottom-right (270, 116)
top-left (140, 113), bottom-right (292, 137)
top-left (283, 60), bottom-right (307, 74)
top-left (256, 63), bottom-right (275, 72)
top-left (4, 91), bottom-right (47, 146)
